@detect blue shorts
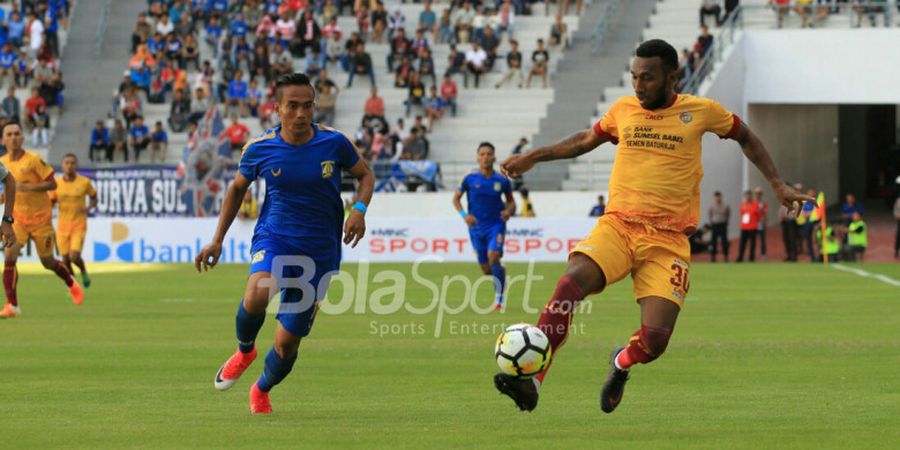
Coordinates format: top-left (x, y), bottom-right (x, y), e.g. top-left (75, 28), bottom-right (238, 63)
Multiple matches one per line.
top-left (249, 234), bottom-right (339, 337)
top-left (468, 222), bottom-right (506, 264)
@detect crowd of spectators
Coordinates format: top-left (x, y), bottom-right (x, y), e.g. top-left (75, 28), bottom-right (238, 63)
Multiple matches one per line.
top-left (100, 0), bottom-right (575, 171)
top-left (0, 1), bottom-right (69, 150)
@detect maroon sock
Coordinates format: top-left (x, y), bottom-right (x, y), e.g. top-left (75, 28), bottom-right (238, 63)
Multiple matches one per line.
top-left (535, 275), bottom-right (585, 383)
top-left (52, 260), bottom-right (74, 287)
top-left (616, 325), bottom-right (673, 369)
top-left (3, 261), bottom-right (17, 307)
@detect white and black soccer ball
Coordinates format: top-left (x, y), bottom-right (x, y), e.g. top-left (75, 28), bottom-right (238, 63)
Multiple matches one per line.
top-left (495, 323), bottom-right (552, 378)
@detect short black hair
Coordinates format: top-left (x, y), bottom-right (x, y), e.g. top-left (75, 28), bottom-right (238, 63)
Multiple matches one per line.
top-left (274, 72), bottom-right (314, 101)
top-left (635, 39), bottom-right (678, 72)
top-left (714, 191), bottom-right (722, 196)
top-left (63, 153), bottom-right (77, 161)
top-left (1, 121), bottom-right (21, 135)
top-left (477, 142), bottom-right (495, 153)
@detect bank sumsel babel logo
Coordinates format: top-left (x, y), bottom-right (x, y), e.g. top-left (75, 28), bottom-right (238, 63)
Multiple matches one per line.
top-left (93, 222), bottom-right (134, 262)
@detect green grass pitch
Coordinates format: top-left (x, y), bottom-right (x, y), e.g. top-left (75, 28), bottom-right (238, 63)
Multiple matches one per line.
top-left (1, 262), bottom-right (898, 449)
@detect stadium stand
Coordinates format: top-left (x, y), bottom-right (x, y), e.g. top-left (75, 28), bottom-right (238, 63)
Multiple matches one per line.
top-left (111, 0), bottom-right (580, 190)
top-left (0, 1), bottom-right (73, 160)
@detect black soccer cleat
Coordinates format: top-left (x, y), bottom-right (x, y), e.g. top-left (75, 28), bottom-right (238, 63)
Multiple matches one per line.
top-left (600, 347), bottom-right (630, 413)
top-left (494, 373), bottom-right (539, 412)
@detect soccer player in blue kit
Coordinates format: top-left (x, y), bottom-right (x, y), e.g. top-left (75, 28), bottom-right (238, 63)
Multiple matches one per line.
top-left (195, 73), bottom-right (374, 414)
top-left (453, 142), bottom-right (516, 310)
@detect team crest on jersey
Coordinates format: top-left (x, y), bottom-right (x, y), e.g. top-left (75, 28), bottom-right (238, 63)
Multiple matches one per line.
top-left (270, 168), bottom-right (282, 177)
top-left (622, 126), bottom-right (632, 141)
top-left (321, 160), bottom-right (335, 178)
top-left (251, 250), bottom-right (266, 264)
top-left (679, 111), bottom-right (693, 124)
top-left (493, 182), bottom-right (501, 192)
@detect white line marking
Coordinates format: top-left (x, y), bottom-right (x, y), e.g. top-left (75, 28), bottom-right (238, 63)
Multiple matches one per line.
top-left (831, 264), bottom-right (900, 287)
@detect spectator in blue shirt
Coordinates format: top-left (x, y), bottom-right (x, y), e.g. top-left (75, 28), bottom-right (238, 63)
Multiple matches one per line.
top-left (2, 86), bottom-right (20, 122)
top-left (424, 85), bottom-right (445, 132)
top-left (42, 1), bottom-right (61, 57)
top-left (0, 44), bottom-right (18, 89)
top-left (150, 121), bottom-right (168, 163)
top-left (205, 16), bottom-right (223, 57)
top-left (841, 193), bottom-right (864, 225)
top-left (304, 45), bottom-right (326, 77)
top-left (129, 116), bottom-right (150, 162)
top-left (168, 0), bottom-right (185, 24)
top-left (225, 70), bottom-right (248, 117)
top-left (230, 13), bottom-right (248, 38)
top-left (6, 12), bottom-right (25, 47)
top-left (89, 120), bottom-right (110, 162)
top-left (147, 32), bottom-right (165, 57)
top-left (589, 195), bottom-right (606, 217)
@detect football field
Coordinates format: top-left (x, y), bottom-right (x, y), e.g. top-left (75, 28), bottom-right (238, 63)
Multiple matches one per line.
top-left (2, 262), bottom-right (898, 449)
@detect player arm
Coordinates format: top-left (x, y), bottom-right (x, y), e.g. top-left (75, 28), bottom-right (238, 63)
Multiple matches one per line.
top-left (529, 129), bottom-right (606, 163)
top-left (19, 173), bottom-right (56, 192)
top-left (1, 170), bottom-right (14, 218)
top-left (732, 122), bottom-right (814, 213)
top-left (452, 190), bottom-right (465, 214)
top-left (502, 190), bottom-right (516, 219)
top-left (347, 158), bottom-right (374, 208)
top-left (502, 129), bottom-right (607, 178)
top-left (212, 173), bottom-right (251, 245)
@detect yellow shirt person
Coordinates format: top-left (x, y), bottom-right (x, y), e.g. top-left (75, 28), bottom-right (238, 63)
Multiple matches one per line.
top-left (49, 154), bottom-right (97, 289)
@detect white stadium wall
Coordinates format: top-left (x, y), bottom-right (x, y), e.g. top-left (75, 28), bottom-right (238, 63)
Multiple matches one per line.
top-left (698, 28), bottom-right (900, 235)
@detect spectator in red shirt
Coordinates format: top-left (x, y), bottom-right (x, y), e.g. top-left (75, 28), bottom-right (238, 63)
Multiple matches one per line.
top-left (225, 115), bottom-right (251, 156)
top-left (737, 190), bottom-right (760, 262)
top-left (24, 87), bottom-right (46, 130)
top-left (440, 72), bottom-right (457, 117)
top-left (363, 86), bottom-right (385, 121)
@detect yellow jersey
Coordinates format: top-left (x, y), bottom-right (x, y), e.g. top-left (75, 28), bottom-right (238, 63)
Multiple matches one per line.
top-left (0, 150), bottom-right (55, 225)
top-left (51, 175), bottom-right (96, 232)
top-left (593, 94), bottom-right (740, 234)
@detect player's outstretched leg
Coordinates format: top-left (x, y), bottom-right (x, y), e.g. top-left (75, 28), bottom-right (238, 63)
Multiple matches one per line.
top-left (215, 272), bottom-right (272, 391)
top-left (1, 259), bottom-right (20, 318)
top-left (251, 324), bottom-right (300, 414)
top-left (70, 252), bottom-right (90, 288)
top-left (487, 250), bottom-right (506, 309)
top-left (215, 300), bottom-right (265, 390)
top-left (601, 297), bottom-right (677, 413)
top-left (40, 256), bottom-right (82, 305)
top-left (494, 254), bottom-right (602, 411)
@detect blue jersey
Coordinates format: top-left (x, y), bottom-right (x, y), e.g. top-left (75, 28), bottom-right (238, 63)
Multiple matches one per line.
top-left (239, 124), bottom-right (359, 252)
top-left (459, 170), bottom-right (511, 231)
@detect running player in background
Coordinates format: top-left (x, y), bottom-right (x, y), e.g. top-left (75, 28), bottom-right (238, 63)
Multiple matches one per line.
top-left (0, 122), bottom-right (83, 319)
top-left (453, 142), bottom-right (516, 310)
top-left (50, 154), bottom-right (97, 288)
top-left (196, 73), bottom-right (374, 414)
top-left (493, 39), bottom-right (813, 412)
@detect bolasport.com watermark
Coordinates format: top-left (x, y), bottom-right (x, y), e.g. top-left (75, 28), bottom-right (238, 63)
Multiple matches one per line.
top-left (254, 255), bottom-right (593, 338)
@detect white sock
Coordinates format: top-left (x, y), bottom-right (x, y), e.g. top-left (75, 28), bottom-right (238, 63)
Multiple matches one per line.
top-left (614, 351), bottom-right (628, 371)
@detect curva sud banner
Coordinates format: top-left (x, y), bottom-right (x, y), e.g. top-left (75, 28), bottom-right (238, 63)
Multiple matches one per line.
top-left (78, 218), bottom-right (598, 263)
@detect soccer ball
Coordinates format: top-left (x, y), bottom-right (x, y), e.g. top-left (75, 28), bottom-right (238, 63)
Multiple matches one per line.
top-left (495, 323), bottom-right (552, 378)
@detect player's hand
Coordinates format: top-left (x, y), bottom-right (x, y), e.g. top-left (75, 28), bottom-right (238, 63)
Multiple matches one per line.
top-left (464, 214), bottom-right (477, 227)
top-left (773, 181), bottom-right (815, 218)
top-left (499, 154), bottom-right (535, 179)
top-left (195, 242), bottom-right (222, 272)
top-left (0, 222), bottom-right (15, 248)
top-left (343, 210), bottom-right (366, 248)
top-left (500, 210), bottom-right (511, 222)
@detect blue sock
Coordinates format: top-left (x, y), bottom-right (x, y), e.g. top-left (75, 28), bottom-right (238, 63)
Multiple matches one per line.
top-left (490, 263), bottom-right (506, 303)
top-left (236, 300), bottom-right (265, 353)
top-left (256, 347), bottom-right (298, 392)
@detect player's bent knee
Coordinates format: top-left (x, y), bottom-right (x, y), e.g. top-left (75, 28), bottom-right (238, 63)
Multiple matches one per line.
top-left (640, 325), bottom-right (673, 360)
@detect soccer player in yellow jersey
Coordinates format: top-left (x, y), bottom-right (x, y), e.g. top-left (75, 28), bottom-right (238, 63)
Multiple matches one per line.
top-left (50, 154), bottom-right (97, 288)
top-left (0, 123), bottom-right (84, 319)
top-left (493, 40), bottom-right (814, 412)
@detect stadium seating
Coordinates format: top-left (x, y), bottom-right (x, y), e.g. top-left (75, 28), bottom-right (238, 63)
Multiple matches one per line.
top-left (129, 1), bottom-right (578, 189)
